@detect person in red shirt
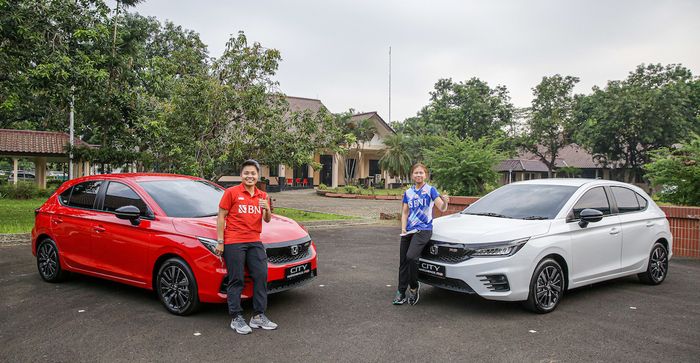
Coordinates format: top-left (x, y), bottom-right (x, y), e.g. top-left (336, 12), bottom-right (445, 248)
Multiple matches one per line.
top-left (215, 160), bottom-right (277, 334)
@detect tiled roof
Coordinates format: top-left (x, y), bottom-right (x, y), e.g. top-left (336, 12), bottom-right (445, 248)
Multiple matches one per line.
top-left (285, 96), bottom-right (327, 113)
top-left (350, 111), bottom-right (395, 134)
top-left (0, 129), bottom-right (92, 155)
top-left (497, 143), bottom-right (605, 172)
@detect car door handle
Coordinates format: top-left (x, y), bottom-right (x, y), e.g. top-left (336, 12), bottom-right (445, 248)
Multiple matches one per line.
top-left (645, 222), bottom-right (655, 227)
top-left (94, 226), bottom-right (106, 233)
top-left (609, 227), bottom-right (620, 235)
top-left (52, 218), bottom-right (63, 225)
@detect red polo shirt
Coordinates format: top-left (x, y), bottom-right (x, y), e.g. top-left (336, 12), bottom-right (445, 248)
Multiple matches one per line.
top-left (219, 183), bottom-right (268, 244)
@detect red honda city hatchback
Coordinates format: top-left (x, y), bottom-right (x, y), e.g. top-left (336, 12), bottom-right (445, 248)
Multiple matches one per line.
top-left (31, 173), bottom-right (317, 315)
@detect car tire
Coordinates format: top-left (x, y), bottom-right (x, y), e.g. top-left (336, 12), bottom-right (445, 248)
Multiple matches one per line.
top-left (523, 258), bottom-right (565, 314)
top-left (36, 238), bottom-right (69, 282)
top-left (638, 242), bottom-right (669, 285)
top-left (156, 258), bottom-right (200, 316)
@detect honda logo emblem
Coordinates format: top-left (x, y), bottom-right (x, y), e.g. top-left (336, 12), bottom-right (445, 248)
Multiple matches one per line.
top-left (430, 245), bottom-right (439, 255)
top-left (291, 245), bottom-right (299, 256)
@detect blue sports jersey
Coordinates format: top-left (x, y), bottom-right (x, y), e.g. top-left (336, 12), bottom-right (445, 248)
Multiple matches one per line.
top-left (403, 183), bottom-right (440, 232)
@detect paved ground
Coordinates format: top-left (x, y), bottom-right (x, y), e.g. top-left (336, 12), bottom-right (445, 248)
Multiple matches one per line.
top-left (272, 189), bottom-right (402, 219)
top-left (2, 226), bottom-right (699, 362)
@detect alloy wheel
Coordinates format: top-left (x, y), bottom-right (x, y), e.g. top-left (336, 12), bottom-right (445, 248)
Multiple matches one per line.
top-left (159, 265), bottom-right (191, 312)
top-left (38, 242), bottom-right (58, 280)
top-left (649, 246), bottom-right (668, 283)
top-left (535, 265), bottom-right (563, 310)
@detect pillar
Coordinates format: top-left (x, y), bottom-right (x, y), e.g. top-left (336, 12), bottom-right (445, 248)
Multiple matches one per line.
top-left (331, 153), bottom-right (339, 188)
top-left (35, 157), bottom-right (47, 189)
top-left (12, 157), bottom-right (18, 185)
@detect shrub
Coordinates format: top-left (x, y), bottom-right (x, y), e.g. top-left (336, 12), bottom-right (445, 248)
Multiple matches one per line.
top-left (343, 185), bottom-right (359, 194)
top-left (318, 183), bottom-right (328, 190)
top-left (0, 182), bottom-right (38, 199)
top-left (645, 135), bottom-right (700, 206)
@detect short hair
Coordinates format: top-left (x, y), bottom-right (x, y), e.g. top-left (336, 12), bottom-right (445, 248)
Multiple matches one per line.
top-left (240, 159), bottom-right (260, 173)
top-left (410, 162), bottom-right (429, 175)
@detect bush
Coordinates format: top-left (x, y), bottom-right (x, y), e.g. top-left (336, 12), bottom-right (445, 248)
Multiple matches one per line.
top-left (424, 137), bottom-right (504, 196)
top-left (318, 183), bottom-right (328, 190)
top-left (645, 135), bottom-right (700, 206)
top-left (0, 182), bottom-right (57, 199)
top-left (343, 185), bottom-right (359, 194)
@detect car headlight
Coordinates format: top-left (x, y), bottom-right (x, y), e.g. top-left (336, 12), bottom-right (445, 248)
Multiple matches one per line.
top-left (197, 237), bottom-right (219, 256)
top-left (470, 237), bottom-right (529, 257)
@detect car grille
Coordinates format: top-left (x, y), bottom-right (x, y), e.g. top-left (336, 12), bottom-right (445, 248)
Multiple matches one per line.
top-left (219, 269), bottom-right (317, 294)
top-left (420, 241), bottom-right (471, 264)
top-left (418, 272), bottom-right (475, 294)
top-left (266, 238), bottom-right (312, 265)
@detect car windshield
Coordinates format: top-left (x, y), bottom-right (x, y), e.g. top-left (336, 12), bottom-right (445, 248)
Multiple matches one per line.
top-left (462, 184), bottom-right (578, 220)
top-left (139, 179), bottom-right (224, 218)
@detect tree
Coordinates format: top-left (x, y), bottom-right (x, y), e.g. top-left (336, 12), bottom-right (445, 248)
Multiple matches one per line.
top-left (644, 134), bottom-right (700, 206)
top-left (424, 136), bottom-right (505, 196)
top-left (402, 78), bottom-right (514, 140)
top-left (519, 75), bottom-right (580, 177)
top-left (379, 133), bottom-right (413, 180)
top-left (574, 63), bottom-right (699, 182)
top-left (334, 111), bottom-right (377, 184)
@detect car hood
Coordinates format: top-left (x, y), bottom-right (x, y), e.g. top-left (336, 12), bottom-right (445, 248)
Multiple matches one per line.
top-left (172, 214), bottom-right (309, 243)
top-left (431, 213), bottom-right (551, 244)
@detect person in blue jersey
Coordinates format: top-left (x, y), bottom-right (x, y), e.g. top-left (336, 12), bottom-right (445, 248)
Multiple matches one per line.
top-left (393, 162), bottom-right (449, 305)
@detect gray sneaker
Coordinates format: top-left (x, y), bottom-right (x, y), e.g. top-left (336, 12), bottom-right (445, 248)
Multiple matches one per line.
top-left (408, 282), bottom-right (421, 305)
top-left (231, 315), bottom-right (252, 335)
top-left (249, 313), bottom-right (278, 330)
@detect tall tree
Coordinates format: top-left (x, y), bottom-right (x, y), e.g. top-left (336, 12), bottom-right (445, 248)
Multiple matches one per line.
top-left (574, 63), bottom-right (699, 182)
top-left (402, 78), bottom-right (514, 140)
top-left (644, 134), bottom-right (700, 206)
top-left (519, 75), bottom-right (580, 177)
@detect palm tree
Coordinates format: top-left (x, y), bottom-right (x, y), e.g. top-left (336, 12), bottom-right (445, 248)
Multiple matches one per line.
top-left (380, 133), bottom-right (413, 182)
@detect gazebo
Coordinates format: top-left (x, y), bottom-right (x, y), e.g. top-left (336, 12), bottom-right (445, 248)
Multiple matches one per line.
top-left (0, 129), bottom-right (94, 188)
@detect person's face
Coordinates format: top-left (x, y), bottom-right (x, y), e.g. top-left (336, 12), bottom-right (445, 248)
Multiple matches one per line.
top-left (412, 167), bottom-right (426, 184)
top-left (241, 165), bottom-right (259, 186)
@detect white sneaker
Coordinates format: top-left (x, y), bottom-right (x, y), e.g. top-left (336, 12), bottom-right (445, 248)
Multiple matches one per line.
top-left (231, 315), bottom-right (252, 334)
top-left (249, 313), bottom-right (278, 330)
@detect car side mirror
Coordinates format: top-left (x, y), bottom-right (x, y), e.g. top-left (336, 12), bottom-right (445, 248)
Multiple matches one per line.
top-left (578, 208), bottom-right (604, 228)
top-left (115, 205), bottom-right (141, 226)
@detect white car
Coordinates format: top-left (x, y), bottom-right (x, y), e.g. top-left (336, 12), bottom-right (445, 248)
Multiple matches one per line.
top-left (419, 179), bottom-right (672, 313)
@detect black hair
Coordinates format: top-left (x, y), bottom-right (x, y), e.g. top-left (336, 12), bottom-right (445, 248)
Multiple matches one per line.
top-left (240, 159), bottom-right (261, 173)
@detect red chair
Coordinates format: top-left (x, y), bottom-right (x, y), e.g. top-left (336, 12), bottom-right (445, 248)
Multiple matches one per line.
top-left (302, 178), bottom-right (308, 187)
top-left (286, 178), bottom-right (293, 186)
top-left (295, 178), bottom-right (301, 186)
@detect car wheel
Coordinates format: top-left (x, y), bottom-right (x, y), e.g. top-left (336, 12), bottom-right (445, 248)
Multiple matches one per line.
top-left (36, 238), bottom-right (69, 282)
top-left (156, 258), bottom-right (200, 316)
top-left (638, 243), bottom-right (669, 285)
top-left (523, 258), bottom-right (565, 314)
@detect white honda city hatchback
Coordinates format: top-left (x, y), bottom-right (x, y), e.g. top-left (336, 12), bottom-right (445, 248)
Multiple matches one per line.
top-left (419, 179), bottom-right (672, 313)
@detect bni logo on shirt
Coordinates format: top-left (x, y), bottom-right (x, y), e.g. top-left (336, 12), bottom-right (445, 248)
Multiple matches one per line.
top-left (238, 205), bottom-right (262, 214)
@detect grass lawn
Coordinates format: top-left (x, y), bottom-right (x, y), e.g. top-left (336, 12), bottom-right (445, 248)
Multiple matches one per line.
top-left (0, 198), bottom-right (357, 234)
top-left (273, 207), bottom-right (359, 221)
top-left (321, 187), bottom-right (405, 196)
top-left (0, 198), bottom-right (45, 234)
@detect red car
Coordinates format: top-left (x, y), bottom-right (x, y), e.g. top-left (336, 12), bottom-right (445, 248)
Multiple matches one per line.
top-left (31, 173), bottom-right (317, 315)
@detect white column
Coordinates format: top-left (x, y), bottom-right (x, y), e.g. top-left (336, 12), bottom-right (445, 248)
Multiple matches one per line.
top-left (35, 157), bottom-right (47, 189)
top-left (331, 153), bottom-right (339, 188)
top-left (12, 157), bottom-right (18, 185)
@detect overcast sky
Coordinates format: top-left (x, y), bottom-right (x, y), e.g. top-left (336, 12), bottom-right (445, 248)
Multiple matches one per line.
top-left (131, 0), bottom-right (700, 122)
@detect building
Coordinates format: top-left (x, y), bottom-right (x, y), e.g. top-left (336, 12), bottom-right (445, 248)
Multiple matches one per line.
top-left (0, 129), bottom-right (94, 188)
top-left (218, 96), bottom-right (397, 190)
top-left (496, 143), bottom-right (648, 189)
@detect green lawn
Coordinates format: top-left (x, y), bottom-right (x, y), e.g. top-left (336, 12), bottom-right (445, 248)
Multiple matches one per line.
top-left (273, 207), bottom-right (359, 221)
top-left (321, 187), bottom-right (405, 196)
top-left (0, 198), bottom-right (357, 234)
top-left (0, 198), bottom-right (45, 234)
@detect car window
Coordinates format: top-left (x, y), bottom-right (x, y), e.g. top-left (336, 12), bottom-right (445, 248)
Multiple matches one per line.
top-left (462, 184), bottom-right (578, 219)
top-left (68, 181), bottom-right (102, 209)
top-left (59, 187), bottom-right (72, 205)
top-left (636, 193), bottom-right (648, 209)
top-left (139, 179), bottom-right (224, 218)
top-left (572, 187), bottom-right (611, 219)
top-left (103, 182), bottom-right (150, 217)
top-left (611, 186), bottom-right (640, 213)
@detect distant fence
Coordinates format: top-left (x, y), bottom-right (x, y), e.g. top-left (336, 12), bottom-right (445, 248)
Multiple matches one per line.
top-left (434, 197), bottom-right (700, 258)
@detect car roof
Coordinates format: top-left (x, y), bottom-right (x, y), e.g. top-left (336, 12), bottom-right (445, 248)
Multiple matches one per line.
top-left (511, 178), bottom-right (638, 188)
top-left (69, 173), bottom-right (203, 183)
